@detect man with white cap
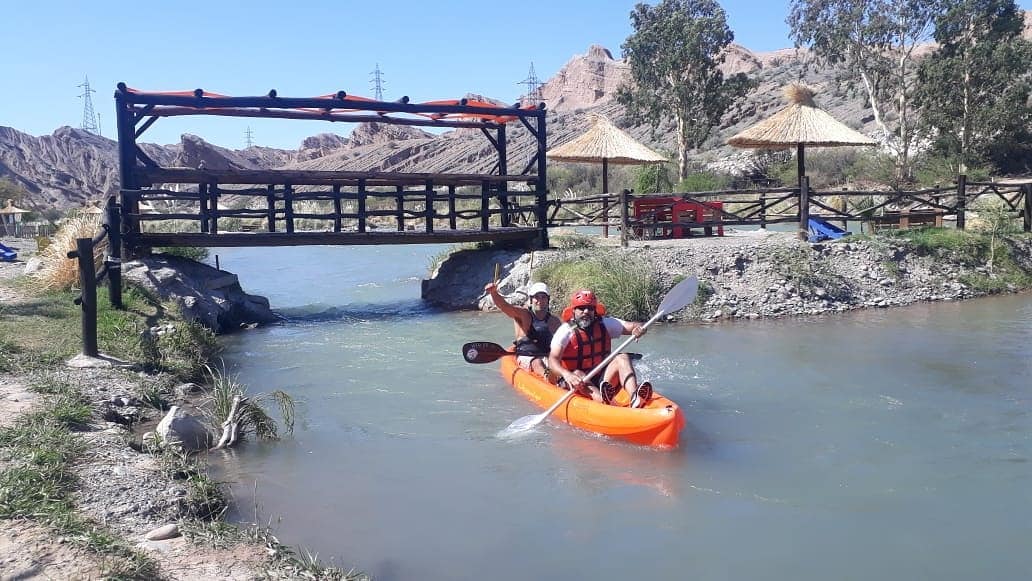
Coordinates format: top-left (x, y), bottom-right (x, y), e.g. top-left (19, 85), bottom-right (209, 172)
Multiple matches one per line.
top-left (484, 280), bottom-right (562, 377)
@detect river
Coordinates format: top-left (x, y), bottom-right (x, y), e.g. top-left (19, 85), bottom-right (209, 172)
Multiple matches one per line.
top-left (209, 244), bottom-right (1032, 581)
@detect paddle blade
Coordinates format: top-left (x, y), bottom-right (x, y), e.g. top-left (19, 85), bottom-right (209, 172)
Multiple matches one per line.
top-left (462, 341), bottom-right (509, 364)
top-left (656, 276), bottom-right (699, 318)
top-left (497, 413), bottom-right (545, 438)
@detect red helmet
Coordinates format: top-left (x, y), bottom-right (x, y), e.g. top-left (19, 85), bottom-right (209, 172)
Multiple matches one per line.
top-left (562, 289), bottom-right (606, 321)
top-left (570, 289), bottom-right (597, 308)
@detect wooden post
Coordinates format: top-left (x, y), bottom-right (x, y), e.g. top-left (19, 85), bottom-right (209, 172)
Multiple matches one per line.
top-left (266, 185), bottom-right (276, 232)
top-left (284, 184), bottom-right (295, 234)
top-left (70, 238), bottom-right (99, 358)
top-left (956, 174), bottom-right (967, 230)
top-left (1023, 183), bottom-right (1031, 233)
top-left (759, 191), bottom-right (767, 229)
top-left (424, 180), bottom-right (435, 233)
top-left (536, 111), bottom-right (549, 249)
top-left (332, 185), bottom-right (342, 233)
top-left (209, 180), bottom-right (219, 234)
top-left (104, 195), bottom-right (123, 310)
top-left (114, 87), bottom-right (139, 259)
top-left (358, 179), bottom-right (367, 233)
top-left (619, 189), bottom-right (629, 248)
top-left (798, 176), bottom-right (810, 241)
top-left (481, 180), bottom-right (490, 231)
top-left (448, 185), bottom-right (457, 230)
top-left (199, 183), bottom-right (210, 234)
top-left (396, 186), bottom-right (405, 231)
top-left (497, 124), bottom-right (510, 228)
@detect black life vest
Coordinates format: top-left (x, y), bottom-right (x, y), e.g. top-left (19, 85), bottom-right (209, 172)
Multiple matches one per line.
top-left (560, 319), bottom-right (611, 372)
top-left (514, 307), bottom-right (554, 356)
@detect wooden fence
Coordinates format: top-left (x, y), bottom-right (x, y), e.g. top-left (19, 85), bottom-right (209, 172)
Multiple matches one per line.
top-left (547, 177), bottom-right (1032, 244)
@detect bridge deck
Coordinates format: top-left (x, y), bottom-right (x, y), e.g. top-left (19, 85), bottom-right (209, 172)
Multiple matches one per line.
top-left (134, 227), bottom-right (541, 248)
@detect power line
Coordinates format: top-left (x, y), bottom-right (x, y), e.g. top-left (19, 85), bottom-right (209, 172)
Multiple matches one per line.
top-left (519, 62), bottom-right (543, 105)
top-left (370, 63), bottom-right (386, 101)
top-left (77, 76), bottom-right (100, 135)
top-left (245, 126), bottom-right (255, 148)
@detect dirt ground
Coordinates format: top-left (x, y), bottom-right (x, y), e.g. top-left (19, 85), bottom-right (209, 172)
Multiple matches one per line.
top-left (1, 240), bottom-right (276, 580)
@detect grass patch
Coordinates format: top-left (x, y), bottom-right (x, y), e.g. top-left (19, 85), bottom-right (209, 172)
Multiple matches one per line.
top-left (881, 227), bottom-right (984, 259)
top-left (535, 253), bottom-right (663, 320)
top-left (0, 400), bottom-right (159, 578)
top-left (203, 364), bottom-right (295, 443)
top-left (0, 280), bottom-right (217, 380)
top-left (550, 232), bottom-right (596, 250)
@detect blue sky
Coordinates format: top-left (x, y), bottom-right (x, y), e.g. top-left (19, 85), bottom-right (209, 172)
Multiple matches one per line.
top-left (1, 0), bottom-right (1029, 150)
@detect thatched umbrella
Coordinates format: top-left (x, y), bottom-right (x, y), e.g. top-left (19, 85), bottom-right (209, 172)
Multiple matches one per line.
top-left (547, 114), bottom-right (667, 195)
top-left (727, 84), bottom-right (877, 187)
top-left (1, 199), bottom-right (29, 236)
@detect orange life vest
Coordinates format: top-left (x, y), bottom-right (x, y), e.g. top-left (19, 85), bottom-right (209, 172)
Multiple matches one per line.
top-left (560, 320), bottom-right (612, 372)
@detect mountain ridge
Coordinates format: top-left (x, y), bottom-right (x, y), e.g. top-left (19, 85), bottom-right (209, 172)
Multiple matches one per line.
top-left (3, 11), bottom-right (1029, 212)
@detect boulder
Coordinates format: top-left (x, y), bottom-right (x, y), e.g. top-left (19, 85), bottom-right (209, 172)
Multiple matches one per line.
top-left (156, 406), bottom-right (211, 452)
top-left (421, 248), bottom-right (528, 310)
top-left (123, 255), bottom-right (278, 334)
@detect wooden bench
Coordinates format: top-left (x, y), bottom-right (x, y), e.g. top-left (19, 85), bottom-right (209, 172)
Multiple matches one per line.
top-left (870, 209), bottom-right (944, 231)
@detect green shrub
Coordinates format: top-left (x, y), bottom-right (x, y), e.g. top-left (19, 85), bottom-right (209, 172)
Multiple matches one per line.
top-left (155, 246), bottom-right (210, 261)
top-left (676, 171), bottom-right (731, 193)
top-left (536, 253), bottom-right (663, 320)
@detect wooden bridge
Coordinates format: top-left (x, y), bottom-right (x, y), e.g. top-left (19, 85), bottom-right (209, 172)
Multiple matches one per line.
top-left (112, 84), bottom-right (550, 253)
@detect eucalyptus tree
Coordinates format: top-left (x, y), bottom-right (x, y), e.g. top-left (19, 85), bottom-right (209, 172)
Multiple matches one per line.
top-left (914, 0), bottom-right (1032, 173)
top-left (618, 0), bottom-right (753, 181)
top-left (787, 0), bottom-right (939, 184)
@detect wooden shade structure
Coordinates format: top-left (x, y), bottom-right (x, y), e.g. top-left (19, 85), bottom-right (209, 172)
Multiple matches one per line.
top-left (727, 84), bottom-right (876, 186)
top-left (547, 114), bottom-right (666, 195)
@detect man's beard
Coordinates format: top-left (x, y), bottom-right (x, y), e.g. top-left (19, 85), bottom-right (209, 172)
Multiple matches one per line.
top-left (576, 315), bottom-right (594, 329)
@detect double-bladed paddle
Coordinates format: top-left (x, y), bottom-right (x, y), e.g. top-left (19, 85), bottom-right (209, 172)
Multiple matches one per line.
top-left (498, 276), bottom-right (699, 437)
top-left (461, 341), bottom-right (642, 364)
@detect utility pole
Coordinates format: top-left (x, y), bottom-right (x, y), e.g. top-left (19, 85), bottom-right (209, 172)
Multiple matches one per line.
top-left (245, 126), bottom-right (255, 148)
top-left (78, 76), bottom-right (100, 135)
top-left (519, 62), bottom-right (543, 105)
top-left (370, 63), bottom-right (386, 101)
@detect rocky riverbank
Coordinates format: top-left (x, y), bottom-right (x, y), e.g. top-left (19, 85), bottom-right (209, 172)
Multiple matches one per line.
top-left (423, 229), bottom-right (1032, 319)
top-left (0, 239), bottom-right (363, 579)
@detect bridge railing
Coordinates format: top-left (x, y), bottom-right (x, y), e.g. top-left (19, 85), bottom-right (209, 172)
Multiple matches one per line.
top-left (120, 169), bottom-right (546, 248)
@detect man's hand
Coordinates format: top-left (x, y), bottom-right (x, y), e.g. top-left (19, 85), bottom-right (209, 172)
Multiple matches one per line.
top-left (630, 322), bottom-right (646, 339)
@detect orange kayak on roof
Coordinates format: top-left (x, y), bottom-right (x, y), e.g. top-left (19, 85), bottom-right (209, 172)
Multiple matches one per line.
top-left (498, 355), bottom-right (684, 448)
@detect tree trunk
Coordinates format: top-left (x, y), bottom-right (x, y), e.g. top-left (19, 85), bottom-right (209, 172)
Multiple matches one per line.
top-left (676, 114), bottom-right (690, 182)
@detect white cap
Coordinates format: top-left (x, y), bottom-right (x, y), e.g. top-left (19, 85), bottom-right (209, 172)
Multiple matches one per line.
top-left (527, 282), bottom-right (550, 297)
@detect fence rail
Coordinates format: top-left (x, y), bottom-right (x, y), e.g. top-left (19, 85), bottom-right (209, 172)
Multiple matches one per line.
top-left (546, 177), bottom-right (1031, 244)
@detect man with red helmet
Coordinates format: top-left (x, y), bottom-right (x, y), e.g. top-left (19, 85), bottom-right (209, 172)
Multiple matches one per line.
top-left (547, 289), bottom-right (652, 408)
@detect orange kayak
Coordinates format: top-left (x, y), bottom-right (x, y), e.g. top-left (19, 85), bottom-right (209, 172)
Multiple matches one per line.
top-left (498, 355), bottom-right (685, 447)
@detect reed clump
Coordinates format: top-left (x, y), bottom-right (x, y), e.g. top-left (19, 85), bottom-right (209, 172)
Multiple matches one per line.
top-left (536, 253), bottom-right (663, 320)
top-left (32, 213), bottom-right (106, 291)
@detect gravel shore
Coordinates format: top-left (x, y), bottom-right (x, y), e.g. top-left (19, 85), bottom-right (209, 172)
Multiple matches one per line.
top-left (426, 228), bottom-right (1032, 319)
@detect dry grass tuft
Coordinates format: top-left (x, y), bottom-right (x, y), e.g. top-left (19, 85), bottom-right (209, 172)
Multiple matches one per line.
top-left (32, 214), bottom-right (107, 291)
top-left (784, 83), bottom-right (816, 106)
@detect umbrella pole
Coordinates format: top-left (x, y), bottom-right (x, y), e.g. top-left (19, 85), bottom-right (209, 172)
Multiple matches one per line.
top-left (797, 143), bottom-right (805, 190)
